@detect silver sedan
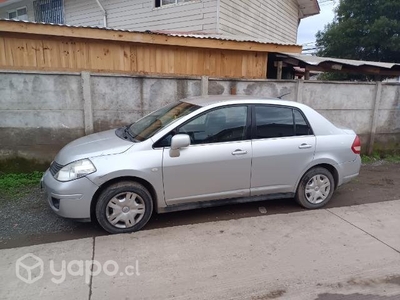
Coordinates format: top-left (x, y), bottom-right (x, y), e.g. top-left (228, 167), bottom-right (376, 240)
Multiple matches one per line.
top-left (42, 96), bottom-right (361, 233)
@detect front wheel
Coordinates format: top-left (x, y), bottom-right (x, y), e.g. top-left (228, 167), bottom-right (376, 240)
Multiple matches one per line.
top-left (295, 167), bottom-right (335, 209)
top-left (95, 181), bottom-right (153, 234)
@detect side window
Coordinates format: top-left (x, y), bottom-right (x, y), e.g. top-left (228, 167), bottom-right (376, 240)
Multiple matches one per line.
top-left (155, 106), bottom-right (248, 147)
top-left (294, 110), bottom-right (313, 136)
top-left (255, 106), bottom-right (294, 139)
top-left (8, 7), bottom-right (28, 21)
top-left (179, 106), bottom-right (248, 144)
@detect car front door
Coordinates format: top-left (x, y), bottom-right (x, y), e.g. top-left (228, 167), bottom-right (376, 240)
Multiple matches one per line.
top-left (251, 105), bottom-right (316, 196)
top-left (160, 105), bottom-right (252, 205)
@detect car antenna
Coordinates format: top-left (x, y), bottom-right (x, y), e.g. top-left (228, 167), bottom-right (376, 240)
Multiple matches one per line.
top-left (277, 92), bottom-right (291, 99)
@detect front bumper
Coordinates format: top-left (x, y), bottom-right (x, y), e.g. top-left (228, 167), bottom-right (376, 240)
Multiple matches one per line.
top-left (41, 169), bottom-right (99, 220)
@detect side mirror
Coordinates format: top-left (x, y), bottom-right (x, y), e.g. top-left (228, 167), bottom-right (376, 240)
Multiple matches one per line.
top-left (169, 134), bottom-right (190, 157)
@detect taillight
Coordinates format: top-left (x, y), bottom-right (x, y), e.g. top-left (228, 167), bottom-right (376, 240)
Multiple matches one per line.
top-left (351, 136), bottom-right (361, 154)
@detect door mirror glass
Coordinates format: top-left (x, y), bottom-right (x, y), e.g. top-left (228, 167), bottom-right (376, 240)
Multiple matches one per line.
top-left (170, 134), bottom-right (190, 157)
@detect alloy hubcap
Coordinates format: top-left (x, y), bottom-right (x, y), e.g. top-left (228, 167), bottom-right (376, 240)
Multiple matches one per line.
top-left (305, 174), bottom-right (331, 204)
top-left (106, 192), bottom-right (145, 229)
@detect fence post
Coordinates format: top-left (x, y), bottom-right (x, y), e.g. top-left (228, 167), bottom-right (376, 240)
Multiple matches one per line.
top-left (201, 76), bottom-right (209, 96)
top-left (81, 71), bottom-right (94, 135)
top-left (295, 79), bottom-right (303, 103)
top-left (368, 81), bottom-right (383, 155)
top-left (277, 61), bottom-right (283, 80)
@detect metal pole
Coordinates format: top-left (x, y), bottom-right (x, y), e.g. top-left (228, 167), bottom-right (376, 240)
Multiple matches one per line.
top-left (95, 0), bottom-right (107, 27)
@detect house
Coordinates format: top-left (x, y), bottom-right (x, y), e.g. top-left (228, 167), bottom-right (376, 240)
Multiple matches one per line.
top-left (0, 0), bottom-right (319, 45)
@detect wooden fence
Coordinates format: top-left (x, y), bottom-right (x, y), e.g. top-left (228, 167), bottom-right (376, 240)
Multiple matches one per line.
top-left (0, 20), bottom-right (302, 79)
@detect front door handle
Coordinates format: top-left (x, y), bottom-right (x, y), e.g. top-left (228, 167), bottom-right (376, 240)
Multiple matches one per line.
top-left (298, 143), bottom-right (312, 149)
top-left (232, 149), bottom-right (248, 155)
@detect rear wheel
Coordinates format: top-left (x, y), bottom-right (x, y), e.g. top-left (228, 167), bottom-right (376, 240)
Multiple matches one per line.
top-left (95, 181), bottom-right (153, 234)
top-left (295, 167), bottom-right (334, 209)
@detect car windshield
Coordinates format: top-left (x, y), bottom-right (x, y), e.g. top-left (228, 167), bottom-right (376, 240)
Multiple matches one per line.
top-left (128, 101), bottom-right (200, 142)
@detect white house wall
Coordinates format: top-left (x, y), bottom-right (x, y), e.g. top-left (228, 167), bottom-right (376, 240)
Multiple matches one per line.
top-left (0, 0), bottom-right (301, 43)
top-left (64, 0), bottom-right (218, 32)
top-left (218, 0), bottom-right (300, 44)
top-left (0, 0), bottom-right (35, 21)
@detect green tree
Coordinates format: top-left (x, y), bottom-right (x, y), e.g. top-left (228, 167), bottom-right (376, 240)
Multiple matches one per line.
top-left (315, 0), bottom-right (400, 80)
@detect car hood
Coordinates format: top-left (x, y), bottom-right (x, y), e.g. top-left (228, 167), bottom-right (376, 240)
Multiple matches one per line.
top-left (54, 129), bottom-right (134, 165)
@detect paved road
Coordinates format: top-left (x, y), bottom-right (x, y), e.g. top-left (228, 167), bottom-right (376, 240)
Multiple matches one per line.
top-left (1, 162), bottom-right (399, 249)
top-left (1, 200), bottom-right (400, 300)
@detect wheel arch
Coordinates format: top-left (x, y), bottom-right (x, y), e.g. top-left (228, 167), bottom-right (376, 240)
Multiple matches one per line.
top-left (90, 176), bottom-right (159, 221)
top-left (296, 163), bottom-right (339, 192)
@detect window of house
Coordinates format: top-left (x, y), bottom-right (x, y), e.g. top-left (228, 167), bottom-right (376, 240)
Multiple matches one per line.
top-left (33, 0), bottom-right (64, 24)
top-left (8, 7), bottom-right (28, 21)
top-left (155, 0), bottom-right (195, 8)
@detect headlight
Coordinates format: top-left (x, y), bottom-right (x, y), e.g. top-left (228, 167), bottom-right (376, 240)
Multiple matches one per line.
top-left (54, 159), bottom-right (96, 182)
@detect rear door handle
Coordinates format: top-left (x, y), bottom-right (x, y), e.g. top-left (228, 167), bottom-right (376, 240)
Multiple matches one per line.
top-left (232, 149), bottom-right (248, 155)
top-left (298, 143), bottom-right (312, 149)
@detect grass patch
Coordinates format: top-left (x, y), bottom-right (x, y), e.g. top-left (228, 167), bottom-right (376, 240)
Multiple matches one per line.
top-left (361, 154), bottom-right (380, 164)
top-left (385, 155), bottom-right (400, 163)
top-left (361, 154), bottom-right (400, 164)
top-left (0, 171), bottom-right (43, 197)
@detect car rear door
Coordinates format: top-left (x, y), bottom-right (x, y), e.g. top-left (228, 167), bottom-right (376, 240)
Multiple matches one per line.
top-left (250, 105), bottom-right (316, 196)
top-left (160, 105), bottom-right (252, 205)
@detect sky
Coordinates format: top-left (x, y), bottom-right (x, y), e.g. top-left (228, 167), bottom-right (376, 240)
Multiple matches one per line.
top-left (297, 2), bottom-right (336, 47)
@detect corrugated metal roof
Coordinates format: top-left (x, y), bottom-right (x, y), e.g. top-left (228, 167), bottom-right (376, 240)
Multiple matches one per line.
top-left (0, 0), bottom-right (21, 8)
top-left (280, 52), bottom-right (400, 70)
top-left (297, 0), bottom-right (320, 18)
top-left (0, 19), bottom-right (300, 47)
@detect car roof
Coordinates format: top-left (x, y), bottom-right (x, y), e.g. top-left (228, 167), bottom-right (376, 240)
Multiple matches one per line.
top-left (181, 95), bottom-right (306, 109)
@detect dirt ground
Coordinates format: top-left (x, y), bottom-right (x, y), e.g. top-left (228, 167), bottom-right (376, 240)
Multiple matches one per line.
top-left (0, 161), bottom-right (399, 250)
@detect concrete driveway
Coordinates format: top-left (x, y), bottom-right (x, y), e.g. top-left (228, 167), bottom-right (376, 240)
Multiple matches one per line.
top-left (1, 199), bottom-right (400, 300)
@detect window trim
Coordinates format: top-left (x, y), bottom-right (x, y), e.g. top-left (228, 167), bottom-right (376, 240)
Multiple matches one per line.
top-left (7, 6), bottom-right (28, 20)
top-left (154, 0), bottom-right (199, 9)
top-left (251, 104), bottom-right (314, 140)
top-left (153, 104), bottom-right (252, 148)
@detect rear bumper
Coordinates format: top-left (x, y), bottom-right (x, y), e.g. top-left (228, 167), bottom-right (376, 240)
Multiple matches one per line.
top-left (41, 169), bottom-right (98, 220)
top-left (337, 156), bottom-right (361, 186)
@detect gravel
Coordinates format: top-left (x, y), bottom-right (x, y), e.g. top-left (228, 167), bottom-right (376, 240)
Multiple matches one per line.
top-left (0, 187), bottom-right (80, 240)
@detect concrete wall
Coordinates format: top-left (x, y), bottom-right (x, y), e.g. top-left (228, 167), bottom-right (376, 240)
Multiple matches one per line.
top-left (90, 76), bottom-right (201, 132)
top-left (0, 71), bottom-right (399, 171)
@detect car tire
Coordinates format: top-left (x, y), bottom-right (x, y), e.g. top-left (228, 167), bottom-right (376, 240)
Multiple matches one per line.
top-left (95, 181), bottom-right (153, 234)
top-left (295, 167), bottom-right (335, 209)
